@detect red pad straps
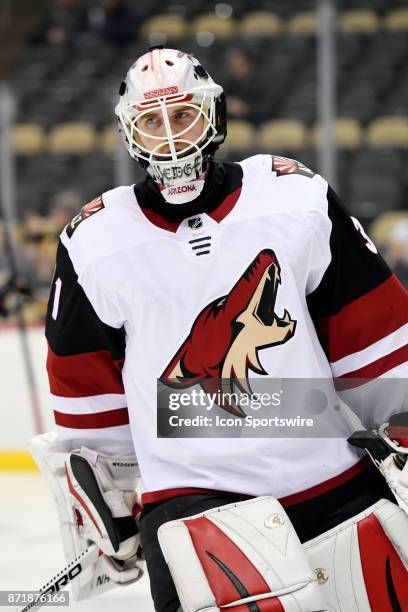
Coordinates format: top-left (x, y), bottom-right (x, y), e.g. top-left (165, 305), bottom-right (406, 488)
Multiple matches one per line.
top-left (358, 512), bottom-right (408, 611)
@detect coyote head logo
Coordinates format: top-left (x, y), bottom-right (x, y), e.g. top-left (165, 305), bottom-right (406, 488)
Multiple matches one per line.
top-left (162, 249), bottom-right (296, 416)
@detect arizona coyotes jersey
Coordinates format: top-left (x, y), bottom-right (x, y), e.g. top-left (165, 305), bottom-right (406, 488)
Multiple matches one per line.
top-left (46, 155), bottom-right (408, 505)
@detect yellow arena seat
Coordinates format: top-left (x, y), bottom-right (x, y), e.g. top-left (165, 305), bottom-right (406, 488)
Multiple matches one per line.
top-left (309, 118), bottom-right (363, 150)
top-left (366, 117), bottom-right (408, 148)
top-left (384, 9), bottom-right (408, 31)
top-left (287, 13), bottom-right (317, 36)
top-left (99, 125), bottom-right (117, 153)
top-left (141, 15), bottom-right (187, 40)
top-left (47, 123), bottom-right (97, 153)
top-left (370, 211), bottom-right (408, 249)
top-left (223, 120), bottom-right (256, 151)
top-left (240, 12), bottom-right (282, 38)
top-left (257, 120), bottom-right (307, 150)
top-left (339, 10), bottom-right (380, 34)
top-left (12, 124), bottom-right (45, 155)
top-left (190, 13), bottom-right (236, 39)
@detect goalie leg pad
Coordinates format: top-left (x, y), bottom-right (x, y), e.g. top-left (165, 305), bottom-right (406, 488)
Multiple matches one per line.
top-left (158, 496), bottom-right (326, 612)
top-left (303, 498), bottom-right (408, 611)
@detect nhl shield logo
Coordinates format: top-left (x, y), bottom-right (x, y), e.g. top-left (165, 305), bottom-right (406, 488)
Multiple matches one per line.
top-left (188, 217), bottom-right (203, 229)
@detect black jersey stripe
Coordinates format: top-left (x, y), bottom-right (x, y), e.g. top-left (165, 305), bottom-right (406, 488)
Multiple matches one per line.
top-left (46, 240), bottom-right (125, 361)
top-left (307, 186), bottom-right (392, 319)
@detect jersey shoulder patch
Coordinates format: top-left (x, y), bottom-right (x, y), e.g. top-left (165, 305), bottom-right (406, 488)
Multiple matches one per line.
top-left (272, 155), bottom-right (315, 179)
top-left (66, 196), bottom-right (105, 238)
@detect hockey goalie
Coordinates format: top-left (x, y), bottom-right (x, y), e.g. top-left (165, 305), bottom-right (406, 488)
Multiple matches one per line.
top-left (30, 47), bottom-right (408, 611)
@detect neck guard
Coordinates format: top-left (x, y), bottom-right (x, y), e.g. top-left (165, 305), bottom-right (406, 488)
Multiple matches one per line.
top-left (135, 161), bottom-right (230, 222)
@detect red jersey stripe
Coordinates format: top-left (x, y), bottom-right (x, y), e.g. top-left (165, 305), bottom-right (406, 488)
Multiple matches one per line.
top-left (47, 344), bottom-right (124, 397)
top-left (141, 458), bottom-right (369, 507)
top-left (316, 275), bottom-right (408, 363)
top-left (337, 343), bottom-right (408, 384)
top-left (54, 407), bottom-right (129, 429)
top-left (141, 487), bottom-right (246, 505)
top-left (278, 456), bottom-right (369, 506)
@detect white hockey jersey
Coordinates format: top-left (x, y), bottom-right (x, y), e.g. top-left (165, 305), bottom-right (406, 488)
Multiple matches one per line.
top-left (45, 155), bottom-right (408, 506)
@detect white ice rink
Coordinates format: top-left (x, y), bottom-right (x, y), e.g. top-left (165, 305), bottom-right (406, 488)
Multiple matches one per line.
top-left (0, 473), bottom-right (155, 612)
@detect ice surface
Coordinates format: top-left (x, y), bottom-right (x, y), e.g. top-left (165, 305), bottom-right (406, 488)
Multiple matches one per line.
top-left (0, 473), bottom-right (154, 611)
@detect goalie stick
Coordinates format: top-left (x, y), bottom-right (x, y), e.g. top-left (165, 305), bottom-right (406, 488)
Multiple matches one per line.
top-left (12, 543), bottom-right (99, 612)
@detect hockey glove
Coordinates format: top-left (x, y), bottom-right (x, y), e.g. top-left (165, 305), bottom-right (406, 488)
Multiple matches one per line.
top-left (28, 432), bottom-right (142, 600)
top-left (348, 412), bottom-right (408, 515)
top-left (65, 446), bottom-right (141, 563)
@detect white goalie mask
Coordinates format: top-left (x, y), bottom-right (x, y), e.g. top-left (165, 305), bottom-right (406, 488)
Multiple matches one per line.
top-left (115, 47), bottom-right (227, 204)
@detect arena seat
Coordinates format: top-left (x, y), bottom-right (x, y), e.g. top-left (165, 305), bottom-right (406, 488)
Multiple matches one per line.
top-left (141, 15), bottom-right (188, 40)
top-left (9, 2), bottom-right (408, 239)
top-left (240, 12), bottom-right (282, 38)
top-left (287, 13), bottom-right (317, 36)
top-left (366, 117), bottom-right (408, 148)
top-left (384, 9), bottom-right (408, 31)
top-left (99, 125), bottom-right (117, 153)
top-left (12, 124), bottom-right (45, 155)
top-left (257, 119), bottom-right (307, 150)
top-left (370, 211), bottom-right (408, 249)
top-left (223, 120), bottom-right (256, 151)
top-left (339, 10), bottom-right (380, 34)
top-left (47, 123), bottom-right (98, 153)
top-left (309, 118), bottom-right (363, 150)
top-left (190, 13), bottom-right (236, 38)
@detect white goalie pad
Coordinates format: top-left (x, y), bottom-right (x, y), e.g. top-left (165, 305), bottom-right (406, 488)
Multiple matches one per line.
top-left (303, 498), bottom-right (408, 611)
top-left (158, 496), bottom-right (326, 612)
top-left (27, 431), bottom-right (142, 602)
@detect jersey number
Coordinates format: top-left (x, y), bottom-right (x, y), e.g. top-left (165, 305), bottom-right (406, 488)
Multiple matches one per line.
top-left (52, 278), bottom-right (62, 320)
top-left (351, 216), bottom-right (378, 254)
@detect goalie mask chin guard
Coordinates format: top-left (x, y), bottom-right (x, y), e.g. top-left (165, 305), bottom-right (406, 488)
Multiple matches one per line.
top-left (114, 47), bottom-right (227, 204)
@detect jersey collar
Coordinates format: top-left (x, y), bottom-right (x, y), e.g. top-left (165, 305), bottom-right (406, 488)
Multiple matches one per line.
top-left (134, 162), bottom-right (243, 233)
